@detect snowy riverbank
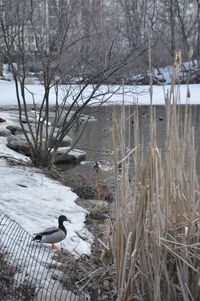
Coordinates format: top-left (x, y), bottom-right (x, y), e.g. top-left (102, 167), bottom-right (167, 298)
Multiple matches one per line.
top-left (0, 112), bottom-right (93, 256)
top-left (0, 80), bottom-right (200, 106)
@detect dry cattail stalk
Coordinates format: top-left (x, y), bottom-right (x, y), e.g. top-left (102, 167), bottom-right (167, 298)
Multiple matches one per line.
top-left (189, 45), bottom-right (193, 60)
top-left (110, 85), bottom-right (200, 300)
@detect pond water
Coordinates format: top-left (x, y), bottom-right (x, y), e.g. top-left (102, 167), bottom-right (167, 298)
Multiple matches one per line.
top-left (57, 105), bottom-right (200, 188)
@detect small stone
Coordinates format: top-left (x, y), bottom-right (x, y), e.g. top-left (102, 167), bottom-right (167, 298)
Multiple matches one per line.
top-left (6, 125), bottom-right (23, 135)
top-left (0, 117), bottom-right (6, 123)
top-left (0, 127), bottom-right (11, 137)
top-left (50, 134), bottom-right (72, 147)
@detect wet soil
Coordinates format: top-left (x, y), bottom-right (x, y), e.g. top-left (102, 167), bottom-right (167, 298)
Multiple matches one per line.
top-left (48, 164), bottom-right (116, 300)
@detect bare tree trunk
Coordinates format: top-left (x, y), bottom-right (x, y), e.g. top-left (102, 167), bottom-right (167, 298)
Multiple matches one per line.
top-left (0, 54), bottom-right (2, 76)
top-left (197, 0), bottom-right (200, 64)
top-left (169, 0), bottom-right (176, 58)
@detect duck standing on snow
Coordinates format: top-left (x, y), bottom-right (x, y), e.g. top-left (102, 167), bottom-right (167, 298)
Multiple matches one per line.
top-left (33, 215), bottom-right (70, 250)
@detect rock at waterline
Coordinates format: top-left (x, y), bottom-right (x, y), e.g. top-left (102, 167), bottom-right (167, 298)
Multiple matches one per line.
top-left (54, 111), bottom-right (97, 127)
top-left (54, 147), bottom-right (86, 164)
top-left (6, 133), bottom-right (73, 156)
top-left (0, 119), bottom-right (12, 137)
top-left (0, 117), bottom-right (6, 123)
top-left (7, 135), bottom-right (86, 164)
top-left (6, 125), bottom-right (23, 135)
top-left (49, 132), bottom-right (73, 147)
top-left (0, 127), bottom-right (11, 137)
top-left (7, 135), bottom-right (31, 155)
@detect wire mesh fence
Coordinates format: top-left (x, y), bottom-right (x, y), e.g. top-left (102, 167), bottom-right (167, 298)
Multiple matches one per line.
top-left (0, 210), bottom-right (89, 301)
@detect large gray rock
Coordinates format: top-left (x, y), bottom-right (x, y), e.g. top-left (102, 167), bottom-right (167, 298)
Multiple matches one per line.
top-left (53, 111), bottom-right (75, 127)
top-left (6, 135), bottom-right (31, 156)
top-left (79, 114), bottom-right (97, 122)
top-left (48, 128), bottom-right (73, 147)
top-left (50, 134), bottom-right (72, 147)
top-left (54, 147), bottom-right (86, 164)
top-left (0, 126), bottom-right (11, 137)
top-left (0, 117), bottom-right (6, 123)
top-left (50, 111), bottom-right (97, 127)
top-left (7, 134), bottom-right (77, 162)
top-left (21, 115), bottom-right (36, 124)
top-left (6, 125), bottom-right (23, 135)
top-left (20, 114), bottom-right (51, 127)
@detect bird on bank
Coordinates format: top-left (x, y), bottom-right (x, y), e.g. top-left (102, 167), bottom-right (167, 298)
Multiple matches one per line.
top-left (32, 215), bottom-right (70, 250)
top-left (93, 161), bottom-right (102, 170)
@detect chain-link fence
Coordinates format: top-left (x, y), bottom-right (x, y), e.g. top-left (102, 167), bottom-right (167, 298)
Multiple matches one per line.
top-left (0, 211), bottom-right (89, 301)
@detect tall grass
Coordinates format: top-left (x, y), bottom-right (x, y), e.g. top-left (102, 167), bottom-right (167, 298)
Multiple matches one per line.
top-left (111, 80), bottom-right (200, 300)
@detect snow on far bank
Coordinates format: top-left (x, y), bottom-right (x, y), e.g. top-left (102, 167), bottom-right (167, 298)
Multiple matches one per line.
top-left (0, 80), bottom-right (200, 106)
top-left (0, 113), bottom-right (93, 256)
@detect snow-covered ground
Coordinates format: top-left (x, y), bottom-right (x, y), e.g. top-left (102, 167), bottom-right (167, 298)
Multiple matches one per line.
top-left (0, 113), bottom-right (93, 256)
top-left (0, 80), bottom-right (200, 106)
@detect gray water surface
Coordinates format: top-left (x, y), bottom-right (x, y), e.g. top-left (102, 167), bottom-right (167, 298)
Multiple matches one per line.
top-left (58, 105), bottom-right (200, 187)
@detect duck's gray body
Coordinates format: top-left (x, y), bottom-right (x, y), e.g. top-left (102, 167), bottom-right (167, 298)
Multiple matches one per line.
top-left (33, 215), bottom-right (68, 245)
top-left (33, 226), bottom-right (66, 243)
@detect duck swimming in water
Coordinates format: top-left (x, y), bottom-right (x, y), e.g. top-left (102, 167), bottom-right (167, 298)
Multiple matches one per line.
top-left (33, 215), bottom-right (70, 250)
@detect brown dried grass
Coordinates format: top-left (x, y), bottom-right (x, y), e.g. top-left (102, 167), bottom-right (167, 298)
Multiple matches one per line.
top-left (111, 74), bottom-right (200, 300)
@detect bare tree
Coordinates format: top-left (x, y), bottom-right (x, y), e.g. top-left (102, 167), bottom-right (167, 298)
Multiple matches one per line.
top-left (195, 0), bottom-right (200, 62)
top-left (117, 0), bottom-right (196, 68)
top-left (0, 0), bottom-right (146, 167)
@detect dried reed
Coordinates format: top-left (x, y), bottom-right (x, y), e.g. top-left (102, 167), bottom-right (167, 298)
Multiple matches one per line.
top-left (111, 72), bottom-right (200, 300)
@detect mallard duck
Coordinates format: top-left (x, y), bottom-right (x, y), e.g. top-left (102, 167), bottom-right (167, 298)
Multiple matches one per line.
top-left (142, 112), bottom-right (149, 119)
top-left (93, 161), bottom-right (101, 170)
top-left (33, 215), bottom-right (70, 250)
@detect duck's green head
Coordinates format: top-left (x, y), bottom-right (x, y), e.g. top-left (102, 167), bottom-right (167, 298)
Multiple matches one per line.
top-left (58, 215), bottom-right (70, 225)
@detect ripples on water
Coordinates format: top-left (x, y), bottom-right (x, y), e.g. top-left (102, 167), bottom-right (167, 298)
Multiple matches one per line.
top-left (58, 105), bottom-right (200, 187)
